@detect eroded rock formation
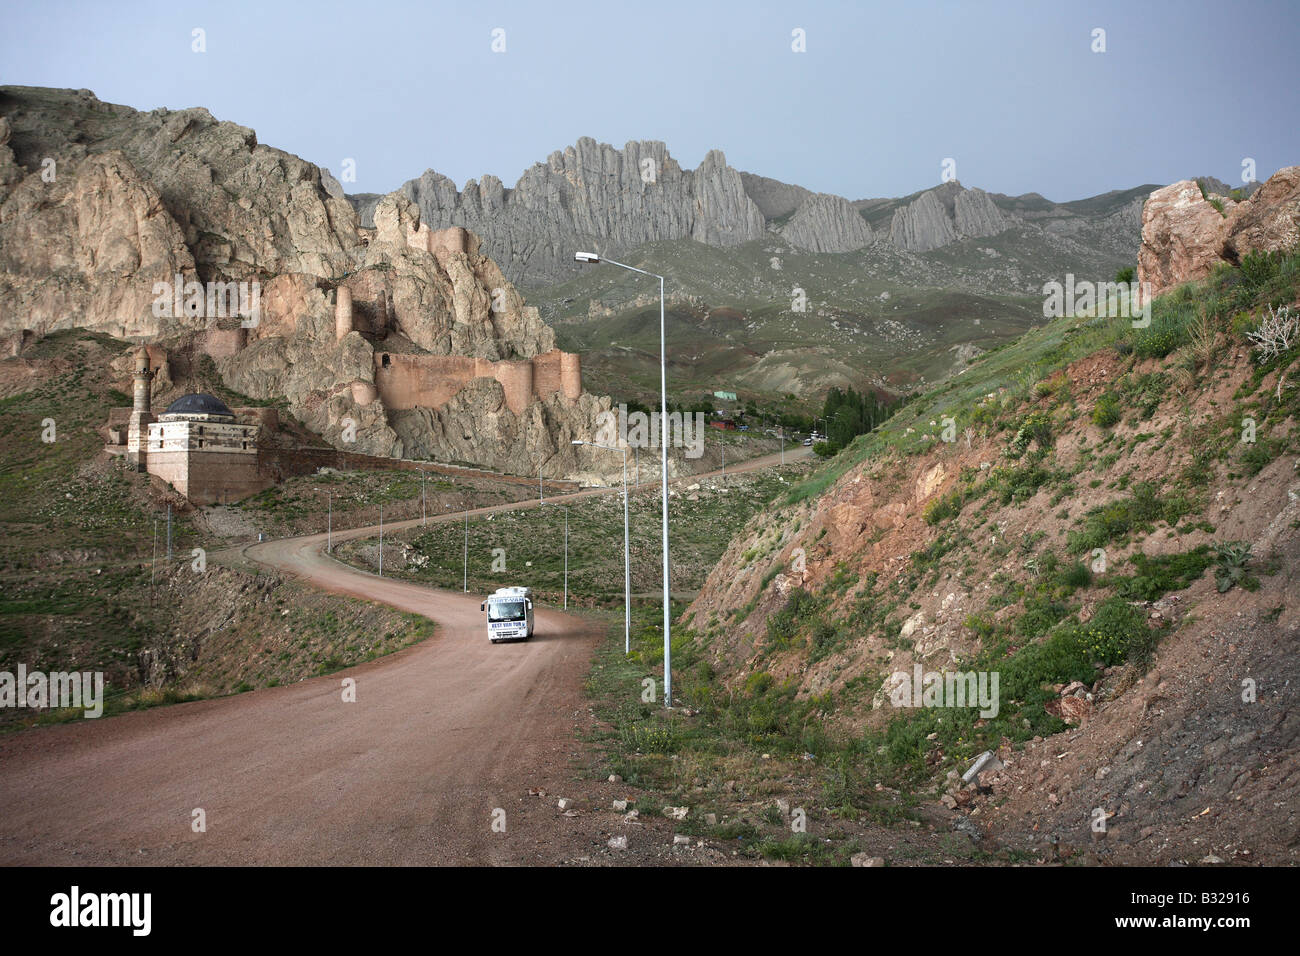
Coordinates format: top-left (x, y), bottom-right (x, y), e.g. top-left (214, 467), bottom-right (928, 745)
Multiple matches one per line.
top-left (1138, 167), bottom-right (1300, 297)
top-left (888, 181), bottom-right (1007, 252)
top-left (353, 138), bottom-right (768, 286)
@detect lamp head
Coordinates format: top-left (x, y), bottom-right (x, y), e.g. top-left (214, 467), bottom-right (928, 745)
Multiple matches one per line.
top-left (574, 252), bottom-right (600, 264)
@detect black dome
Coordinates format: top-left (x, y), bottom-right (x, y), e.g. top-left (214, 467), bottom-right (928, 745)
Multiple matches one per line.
top-left (163, 393), bottom-right (234, 417)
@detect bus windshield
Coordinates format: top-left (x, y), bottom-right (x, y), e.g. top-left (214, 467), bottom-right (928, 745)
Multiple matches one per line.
top-left (488, 599), bottom-right (526, 622)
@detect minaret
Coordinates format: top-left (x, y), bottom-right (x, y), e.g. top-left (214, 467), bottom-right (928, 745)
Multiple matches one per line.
top-left (126, 345), bottom-right (155, 472)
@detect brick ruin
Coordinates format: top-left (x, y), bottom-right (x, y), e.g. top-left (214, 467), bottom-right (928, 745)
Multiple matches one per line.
top-left (341, 224), bottom-right (583, 416)
top-left (373, 349), bottom-right (581, 416)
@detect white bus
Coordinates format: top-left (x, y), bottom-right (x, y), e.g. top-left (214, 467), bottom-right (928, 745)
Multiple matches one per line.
top-left (481, 587), bottom-right (535, 643)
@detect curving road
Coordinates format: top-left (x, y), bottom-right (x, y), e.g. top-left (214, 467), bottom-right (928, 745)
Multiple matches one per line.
top-left (0, 447), bottom-right (808, 865)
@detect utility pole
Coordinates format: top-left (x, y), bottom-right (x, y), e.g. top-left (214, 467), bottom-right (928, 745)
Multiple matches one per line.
top-left (563, 506), bottom-right (568, 610)
top-left (421, 471), bottom-right (426, 525)
top-left (539, 456), bottom-right (544, 503)
top-left (166, 503), bottom-right (172, 561)
top-left (378, 503), bottom-right (383, 577)
top-left (463, 502), bottom-right (468, 593)
top-left (327, 491), bottom-right (332, 553)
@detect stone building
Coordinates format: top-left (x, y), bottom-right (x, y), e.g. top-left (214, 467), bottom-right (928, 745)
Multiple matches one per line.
top-left (145, 394), bottom-right (261, 504)
top-left (124, 347), bottom-right (261, 505)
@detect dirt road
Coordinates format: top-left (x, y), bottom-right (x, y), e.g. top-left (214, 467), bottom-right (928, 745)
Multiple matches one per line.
top-left (0, 448), bottom-right (809, 865)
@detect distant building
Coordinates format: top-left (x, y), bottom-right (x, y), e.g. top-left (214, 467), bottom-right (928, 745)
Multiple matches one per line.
top-left (125, 348), bottom-right (261, 505)
top-left (713, 390), bottom-right (737, 402)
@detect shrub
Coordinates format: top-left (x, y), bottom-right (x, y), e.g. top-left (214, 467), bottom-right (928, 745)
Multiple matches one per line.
top-left (1113, 546), bottom-right (1212, 600)
top-left (1009, 412), bottom-right (1053, 455)
top-left (990, 463), bottom-right (1052, 505)
top-left (1067, 482), bottom-right (1191, 553)
top-left (1059, 561), bottom-right (1094, 590)
top-left (1080, 597), bottom-right (1154, 667)
top-left (1092, 392), bottom-right (1121, 428)
top-left (766, 589), bottom-right (819, 647)
top-left (1244, 303), bottom-right (1298, 364)
top-left (1133, 315), bottom-right (1187, 359)
top-left (923, 488), bottom-right (964, 526)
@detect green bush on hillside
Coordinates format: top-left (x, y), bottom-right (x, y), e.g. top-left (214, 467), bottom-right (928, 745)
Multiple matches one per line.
top-left (1091, 392), bottom-right (1121, 428)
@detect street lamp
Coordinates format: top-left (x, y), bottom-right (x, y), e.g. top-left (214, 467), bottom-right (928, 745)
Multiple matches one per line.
top-left (574, 438), bottom-right (630, 653)
top-left (576, 251), bottom-right (673, 707)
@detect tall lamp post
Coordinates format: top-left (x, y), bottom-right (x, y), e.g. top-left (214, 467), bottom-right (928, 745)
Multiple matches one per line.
top-left (576, 251), bottom-right (672, 707)
top-left (573, 439), bottom-right (630, 653)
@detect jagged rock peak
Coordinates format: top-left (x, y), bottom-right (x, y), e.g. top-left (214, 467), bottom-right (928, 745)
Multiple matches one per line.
top-left (889, 181), bottom-right (1008, 252)
top-left (351, 138), bottom-right (767, 286)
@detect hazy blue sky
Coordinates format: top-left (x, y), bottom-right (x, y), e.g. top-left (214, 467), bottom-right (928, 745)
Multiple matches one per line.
top-left (3, 0), bottom-right (1297, 201)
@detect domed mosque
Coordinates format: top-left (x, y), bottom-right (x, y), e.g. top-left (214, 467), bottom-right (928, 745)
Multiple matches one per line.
top-left (125, 347), bottom-right (262, 504)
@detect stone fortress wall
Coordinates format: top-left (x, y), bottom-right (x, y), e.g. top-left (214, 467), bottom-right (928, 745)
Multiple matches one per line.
top-left (340, 222), bottom-right (582, 417)
top-left (372, 349), bottom-right (580, 416)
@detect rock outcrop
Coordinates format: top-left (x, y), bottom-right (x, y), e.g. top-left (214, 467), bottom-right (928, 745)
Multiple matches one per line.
top-left (777, 192), bottom-right (875, 253)
top-left (889, 182), bottom-right (1007, 252)
top-left (1136, 180), bottom-right (1232, 296)
top-left (0, 147), bottom-right (197, 338)
top-left (354, 147), bottom-right (1039, 281)
top-left (354, 138), bottom-right (767, 287)
top-left (1138, 167), bottom-right (1299, 297)
top-left (1221, 166), bottom-right (1300, 265)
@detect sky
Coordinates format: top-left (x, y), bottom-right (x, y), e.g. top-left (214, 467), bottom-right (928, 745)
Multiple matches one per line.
top-left (2, 0), bottom-right (1298, 203)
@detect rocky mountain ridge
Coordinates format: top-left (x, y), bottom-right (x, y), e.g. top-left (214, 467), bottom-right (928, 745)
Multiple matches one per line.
top-left (349, 137), bottom-right (1158, 288)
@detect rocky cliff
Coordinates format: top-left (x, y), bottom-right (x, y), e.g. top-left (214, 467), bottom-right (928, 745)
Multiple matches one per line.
top-left (353, 138), bottom-right (768, 287)
top-left (887, 181), bottom-right (1007, 252)
top-left (777, 191), bottom-right (876, 253)
top-left (1139, 167), bottom-right (1300, 297)
top-left (0, 86), bottom-right (613, 481)
top-left (356, 141), bottom-right (1167, 287)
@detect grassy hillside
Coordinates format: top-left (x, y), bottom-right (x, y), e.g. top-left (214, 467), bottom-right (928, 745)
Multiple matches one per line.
top-left (536, 236), bottom-right (1057, 410)
top-left (0, 331), bottom-right (440, 728)
top-left (569, 246), bottom-right (1300, 864)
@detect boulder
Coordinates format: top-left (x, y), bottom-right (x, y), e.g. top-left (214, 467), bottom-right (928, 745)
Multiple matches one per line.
top-left (1222, 166), bottom-right (1300, 264)
top-left (1137, 180), bottom-right (1227, 298)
